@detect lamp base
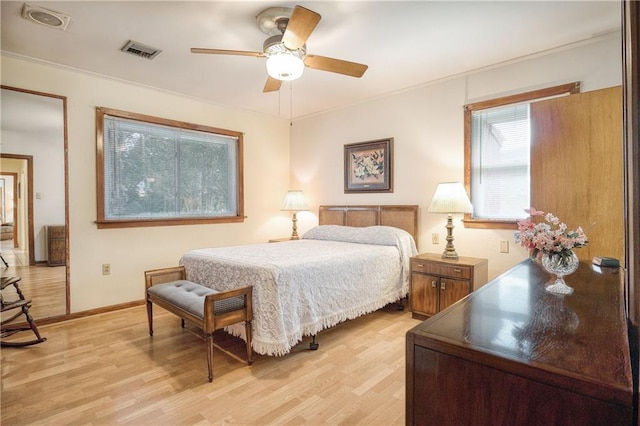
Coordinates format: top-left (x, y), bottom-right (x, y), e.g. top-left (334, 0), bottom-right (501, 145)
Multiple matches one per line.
top-left (442, 213), bottom-right (459, 260)
top-left (441, 249), bottom-right (459, 260)
top-left (289, 211), bottom-right (300, 240)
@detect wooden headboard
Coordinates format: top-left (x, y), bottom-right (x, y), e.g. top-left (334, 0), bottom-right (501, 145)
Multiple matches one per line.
top-left (319, 205), bottom-right (419, 245)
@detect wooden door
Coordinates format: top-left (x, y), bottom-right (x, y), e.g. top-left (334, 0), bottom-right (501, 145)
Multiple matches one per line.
top-left (530, 86), bottom-right (623, 263)
top-left (439, 278), bottom-right (470, 311)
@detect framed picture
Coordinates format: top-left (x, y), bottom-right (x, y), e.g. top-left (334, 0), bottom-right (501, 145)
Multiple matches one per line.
top-left (344, 138), bottom-right (393, 193)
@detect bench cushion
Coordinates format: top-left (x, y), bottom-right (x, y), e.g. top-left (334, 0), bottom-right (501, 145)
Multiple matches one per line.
top-left (147, 280), bottom-right (245, 319)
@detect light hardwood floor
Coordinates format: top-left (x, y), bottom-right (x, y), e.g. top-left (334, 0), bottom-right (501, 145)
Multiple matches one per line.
top-left (1, 303), bottom-right (421, 425)
top-left (1, 239), bottom-right (67, 320)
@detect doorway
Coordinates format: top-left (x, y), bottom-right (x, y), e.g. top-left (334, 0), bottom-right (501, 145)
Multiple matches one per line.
top-left (1, 86), bottom-right (69, 320)
top-left (0, 156), bottom-right (34, 266)
top-left (1, 172), bottom-right (20, 265)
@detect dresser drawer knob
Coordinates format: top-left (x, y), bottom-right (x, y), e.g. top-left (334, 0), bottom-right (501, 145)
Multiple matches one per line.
top-left (431, 280), bottom-right (437, 288)
top-left (441, 281), bottom-right (447, 290)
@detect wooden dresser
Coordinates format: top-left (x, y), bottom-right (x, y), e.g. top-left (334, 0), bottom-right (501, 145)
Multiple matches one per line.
top-left (409, 253), bottom-right (487, 320)
top-left (406, 259), bottom-right (633, 425)
top-left (46, 225), bottom-right (66, 266)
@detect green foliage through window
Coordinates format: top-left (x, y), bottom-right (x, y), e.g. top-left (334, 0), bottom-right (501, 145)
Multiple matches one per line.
top-left (96, 108), bottom-right (243, 228)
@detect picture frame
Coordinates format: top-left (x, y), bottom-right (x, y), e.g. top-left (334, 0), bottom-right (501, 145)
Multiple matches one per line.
top-left (344, 138), bottom-right (393, 193)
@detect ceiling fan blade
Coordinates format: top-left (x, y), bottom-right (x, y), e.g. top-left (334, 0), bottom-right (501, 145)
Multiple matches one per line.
top-left (304, 55), bottom-right (368, 78)
top-left (191, 48), bottom-right (264, 57)
top-left (282, 6), bottom-right (321, 51)
top-left (263, 76), bottom-right (283, 93)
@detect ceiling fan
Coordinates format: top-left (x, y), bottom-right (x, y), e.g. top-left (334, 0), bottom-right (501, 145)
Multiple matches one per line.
top-left (191, 5), bottom-right (368, 93)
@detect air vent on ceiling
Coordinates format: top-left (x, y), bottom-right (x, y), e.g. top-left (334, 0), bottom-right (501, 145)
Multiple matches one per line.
top-left (121, 40), bottom-right (162, 60)
top-left (22, 3), bottom-right (71, 31)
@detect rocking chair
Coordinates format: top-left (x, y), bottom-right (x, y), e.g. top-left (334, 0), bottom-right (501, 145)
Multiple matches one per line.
top-left (1, 276), bottom-right (47, 347)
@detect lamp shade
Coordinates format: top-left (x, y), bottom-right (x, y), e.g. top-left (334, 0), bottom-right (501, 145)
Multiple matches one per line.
top-left (281, 190), bottom-right (309, 211)
top-left (427, 182), bottom-right (473, 214)
top-left (266, 52), bottom-right (305, 81)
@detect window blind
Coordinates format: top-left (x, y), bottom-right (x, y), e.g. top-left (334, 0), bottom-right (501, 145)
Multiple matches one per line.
top-left (103, 115), bottom-right (238, 221)
top-left (470, 103), bottom-right (530, 220)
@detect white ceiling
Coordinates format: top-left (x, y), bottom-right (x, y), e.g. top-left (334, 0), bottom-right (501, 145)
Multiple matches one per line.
top-left (0, 1), bottom-right (621, 120)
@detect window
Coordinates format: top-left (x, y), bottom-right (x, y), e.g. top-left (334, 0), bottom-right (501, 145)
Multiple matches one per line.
top-left (96, 107), bottom-right (244, 229)
top-left (463, 82), bottom-right (580, 229)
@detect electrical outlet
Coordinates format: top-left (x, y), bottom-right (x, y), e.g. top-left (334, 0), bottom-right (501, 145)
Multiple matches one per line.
top-left (102, 263), bottom-right (111, 275)
top-left (432, 233), bottom-right (439, 244)
top-left (500, 241), bottom-right (509, 253)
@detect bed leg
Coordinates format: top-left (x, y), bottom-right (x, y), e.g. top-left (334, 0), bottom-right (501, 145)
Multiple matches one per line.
top-left (309, 334), bottom-right (319, 351)
top-left (395, 297), bottom-right (407, 311)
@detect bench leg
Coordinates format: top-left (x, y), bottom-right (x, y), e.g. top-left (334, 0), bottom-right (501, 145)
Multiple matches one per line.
top-left (146, 300), bottom-right (153, 336)
top-left (245, 320), bottom-right (253, 365)
top-left (205, 333), bottom-right (214, 382)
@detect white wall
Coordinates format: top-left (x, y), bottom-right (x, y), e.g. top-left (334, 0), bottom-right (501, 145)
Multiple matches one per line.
top-left (1, 55), bottom-right (292, 313)
top-left (290, 34), bottom-right (622, 280)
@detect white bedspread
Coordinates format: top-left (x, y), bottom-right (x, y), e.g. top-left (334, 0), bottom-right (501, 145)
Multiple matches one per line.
top-left (179, 226), bottom-right (417, 356)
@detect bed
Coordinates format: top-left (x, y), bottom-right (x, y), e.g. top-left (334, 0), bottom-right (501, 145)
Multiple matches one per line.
top-left (179, 205), bottom-right (418, 356)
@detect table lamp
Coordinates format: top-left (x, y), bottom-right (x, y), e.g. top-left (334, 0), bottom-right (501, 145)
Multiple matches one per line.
top-left (281, 190), bottom-right (309, 240)
top-left (427, 182), bottom-right (473, 259)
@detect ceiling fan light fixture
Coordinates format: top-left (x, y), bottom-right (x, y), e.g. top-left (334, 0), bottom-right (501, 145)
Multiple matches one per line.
top-left (266, 52), bottom-right (305, 81)
top-left (264, 38), bottom-right (306, 81)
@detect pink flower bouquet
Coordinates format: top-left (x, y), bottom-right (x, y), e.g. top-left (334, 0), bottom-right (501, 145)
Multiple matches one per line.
top-left (514, 207), bottom-right (588, 262)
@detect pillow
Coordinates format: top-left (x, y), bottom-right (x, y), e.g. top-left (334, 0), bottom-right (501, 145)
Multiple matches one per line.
top-left (303, 225), bottom-right (418, 288)
top-left (302, 225), bottom-right (411, 247)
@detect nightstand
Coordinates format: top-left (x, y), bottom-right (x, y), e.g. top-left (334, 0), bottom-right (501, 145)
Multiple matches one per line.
top-left (409, 253), bottom-right (488, 320)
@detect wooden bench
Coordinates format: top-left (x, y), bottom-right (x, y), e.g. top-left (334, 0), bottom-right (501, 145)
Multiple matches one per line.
top-left (145, 266), bottom-right (253, 382)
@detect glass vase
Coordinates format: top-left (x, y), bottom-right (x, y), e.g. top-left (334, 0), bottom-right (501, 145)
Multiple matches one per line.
top-left (541, 251), bottom-right (579, 295)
